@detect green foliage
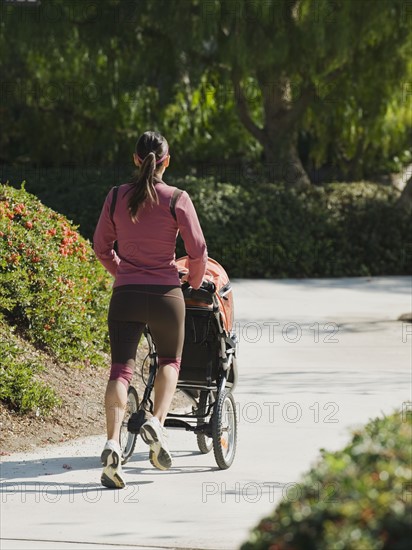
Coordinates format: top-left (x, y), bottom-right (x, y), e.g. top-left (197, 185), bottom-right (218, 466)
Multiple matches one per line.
top-left (304, 56), bottom-right (412, 179)
top-left (1, 0), bottom-right (410, 179)
top-left (0, 0), bottom-right (252, 170)
top-left (0, 320), bottom-right (60, 415)
top-left (0, 183), bottom-right (112, 367)
top-left (172, 178), bottom-right (410, 278)
top-left (162, 72), bottom-right (261, 166)
top-left (2, 172), bottom-right (410, 278)
top-left (242, 409), bottom-right (412, 550)
top-left (0, 165), bottom-right (124, 241)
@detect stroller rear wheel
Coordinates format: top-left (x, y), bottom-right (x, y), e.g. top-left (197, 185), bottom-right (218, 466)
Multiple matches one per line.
top-left (120, 385), bottom-right (139, 465)
top-left (212, 388), bottom-right (237, 469)
top-left (196, 390), bottom-right (214, 454)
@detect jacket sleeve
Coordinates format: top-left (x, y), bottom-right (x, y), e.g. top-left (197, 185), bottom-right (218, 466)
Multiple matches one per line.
top-left (93, 188), bottom-right (121, 277)
top-left (175, 191), bottom-right (208, 289)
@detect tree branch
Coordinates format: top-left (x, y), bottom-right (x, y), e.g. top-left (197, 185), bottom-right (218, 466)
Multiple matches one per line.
top-left (230, 67), bottom-right (265, 144)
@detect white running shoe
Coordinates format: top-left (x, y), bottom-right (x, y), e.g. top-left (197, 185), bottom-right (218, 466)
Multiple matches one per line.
top-left (140, 417), bottom-right (172, 470)
top-left (100, 439), bottom-right (126, 489)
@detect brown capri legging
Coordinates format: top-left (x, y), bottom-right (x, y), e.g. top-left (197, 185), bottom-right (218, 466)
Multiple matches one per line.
top-left (107, 284), bottom-right (185, 386)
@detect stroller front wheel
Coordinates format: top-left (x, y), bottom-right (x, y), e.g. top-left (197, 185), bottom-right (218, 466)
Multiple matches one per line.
top-left (196, 390), bottom-right (214, 454)
top-left (212, 388), bottom-right (237, 469)
top-left (119, 385), bottom-right (139, 465)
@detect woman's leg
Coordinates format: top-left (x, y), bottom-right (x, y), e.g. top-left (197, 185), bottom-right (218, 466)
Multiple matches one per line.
top-left (101, 288), bottom-right (146, 487)
top-left (105, 378), bottom-right (129, 442)
top-left (148, 287), bottom-right (185, 426)
top-left (153, 364), bottom-right (179, 425)
top-left (107, 287), bottom-right (147, 440)
top-left (138, 286), bottom-right (184, 470)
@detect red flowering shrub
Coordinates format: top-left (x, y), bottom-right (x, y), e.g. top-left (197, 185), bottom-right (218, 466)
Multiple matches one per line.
top-left (0, 183), bottom-right (112, 367)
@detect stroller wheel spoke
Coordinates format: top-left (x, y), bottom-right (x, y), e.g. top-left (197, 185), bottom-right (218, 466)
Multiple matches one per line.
top-left (118, 386), bottom-right (139, 465)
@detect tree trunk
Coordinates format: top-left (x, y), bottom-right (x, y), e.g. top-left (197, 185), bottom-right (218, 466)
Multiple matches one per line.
top-left (396, 175), bottom-right (412, 215)
top-left (262, 133), bottom-right (311, 188)
top-left (231, 68), bottom-right (311, 188)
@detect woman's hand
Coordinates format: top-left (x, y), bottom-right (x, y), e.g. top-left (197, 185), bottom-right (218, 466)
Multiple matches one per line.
top-left (178, 270), bottom-right (190, 286)
top-left (180, 273), bottom-right (189, 284)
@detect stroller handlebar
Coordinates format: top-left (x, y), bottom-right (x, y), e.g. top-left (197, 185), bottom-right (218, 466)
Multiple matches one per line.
top-left (178, 271), bottom-right (216, 294)
top-left (201, 280), bottom-right (216, 293)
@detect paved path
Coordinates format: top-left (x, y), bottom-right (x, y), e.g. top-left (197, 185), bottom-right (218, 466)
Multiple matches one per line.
top-left (1, 276), bottom-right (411, 550)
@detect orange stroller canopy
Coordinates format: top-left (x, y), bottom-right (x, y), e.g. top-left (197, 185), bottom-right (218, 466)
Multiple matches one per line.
top-left (176, 256), bottom-right (234, 334)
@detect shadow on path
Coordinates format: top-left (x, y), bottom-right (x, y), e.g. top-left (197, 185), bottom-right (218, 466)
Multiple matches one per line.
top-left (0, 449), bottom-right (215, 482)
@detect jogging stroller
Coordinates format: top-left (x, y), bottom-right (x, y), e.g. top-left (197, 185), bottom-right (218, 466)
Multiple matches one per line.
top-left (119, 257), bottom-right (239, 469)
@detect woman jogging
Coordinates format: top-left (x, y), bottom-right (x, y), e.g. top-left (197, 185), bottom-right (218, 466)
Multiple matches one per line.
top-left (93, 131), bottom-right (207, 489)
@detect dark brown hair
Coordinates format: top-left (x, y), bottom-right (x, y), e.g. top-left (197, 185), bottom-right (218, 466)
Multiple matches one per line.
top-left (128, 131), bottom-right (169, 222)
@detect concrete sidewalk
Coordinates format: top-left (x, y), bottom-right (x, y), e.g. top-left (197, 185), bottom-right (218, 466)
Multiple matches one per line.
top-left (1, 276), bottom-right (411, 550)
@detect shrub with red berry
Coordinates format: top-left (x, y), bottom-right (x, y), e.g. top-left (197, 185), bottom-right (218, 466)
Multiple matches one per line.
top-left (241, 410), bottom-right (411, 550)
top-left (0, 183), bottom-right (112, 367)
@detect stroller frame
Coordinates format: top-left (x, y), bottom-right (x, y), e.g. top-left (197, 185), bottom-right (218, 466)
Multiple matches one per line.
top-left (120, 279), bottom-right (239, 470)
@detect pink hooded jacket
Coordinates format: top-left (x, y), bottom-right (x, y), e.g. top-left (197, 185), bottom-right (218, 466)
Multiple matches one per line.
top-left (93, 180), bottom-right (208, 289)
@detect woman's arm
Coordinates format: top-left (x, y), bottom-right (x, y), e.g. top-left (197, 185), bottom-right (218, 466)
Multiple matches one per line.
top-left (93, 188), bottom-right (121, 277)
top-left (175, 191), bottom-right (208, 289)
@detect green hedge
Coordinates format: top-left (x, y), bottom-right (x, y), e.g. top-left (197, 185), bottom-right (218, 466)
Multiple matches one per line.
top-left (1, 166), bottom-right (410, 277)
top-left (176, 178), bottom-right (410, 278)
top-left (242, 409), bottom-right (412, 550)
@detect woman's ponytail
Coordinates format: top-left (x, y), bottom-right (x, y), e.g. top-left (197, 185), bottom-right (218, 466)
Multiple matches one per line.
top-left (127, 131), bottom-right (168, 223)
top-left (128, 152), bottom-right (158, 223)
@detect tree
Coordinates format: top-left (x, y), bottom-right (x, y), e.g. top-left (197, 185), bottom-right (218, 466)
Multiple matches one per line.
top-left (164, 0), bottom-right (411, 186)
top-left (1, 0), bottom-right (410, 185)
top-left (0, 0), bottom-right (174, 165)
